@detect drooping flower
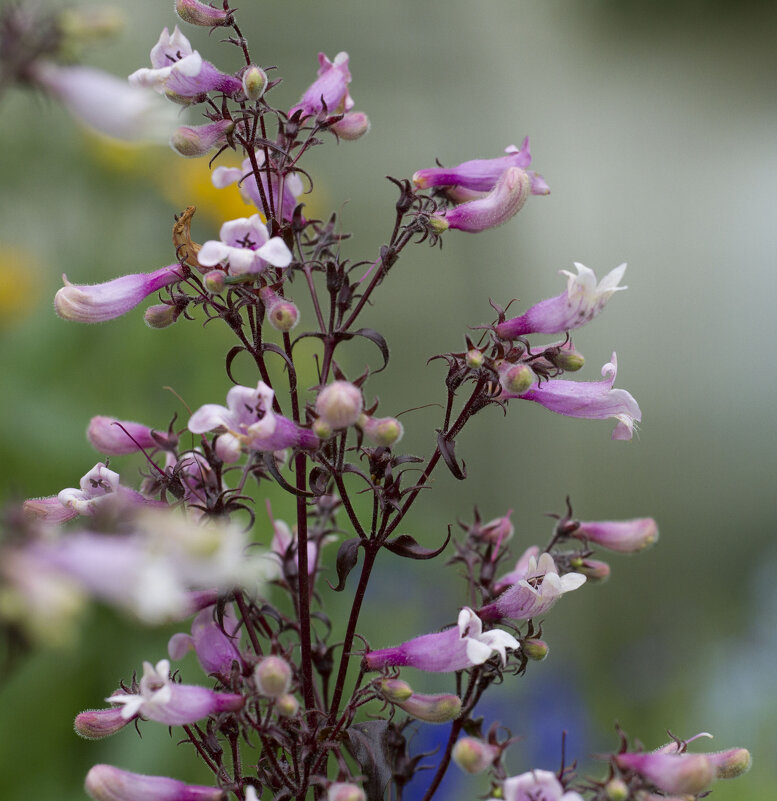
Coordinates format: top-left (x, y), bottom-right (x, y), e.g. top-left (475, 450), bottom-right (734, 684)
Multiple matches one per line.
top-left (572, 517), bottom-right (658, 553)
top-left (496, 263), bottom-right (627, 339)
top-left (30, 63), bottom-right (176, 142)
top-left (615, 752), bottom-right (716, 796)
top-left (197, 215), bottom-right (292, 275)
top-left (493, 769), bottom-right (584, 801)
top-left (504, 353), bottom-right (641, 441)
top-left (429, 167), bottom-right (531, 233)
top-left (169, 119), bottom-right (235, 158)
top-left (414, 138), bottom-right (548, 196)
top-left (187, 381), bottom-right (318, 452)
top-left (290, 51), bottom-right (354, 119)
top-left (129, 26), bottom-right (241, 102)
top-left (175, 0), bottom-right (233, 27)
top-left (74, 704), bottom-right (133, 739)
top-left (85, 764), bottom-right (226, 801)
top-left (480, 552), bottom-right (586, 622)
top-left (364, 607), bottom-right (519, 672)
top-left (55, 264), bottom-right (185, 323)
top-left (106, 658), bottom-right (243, 725)
top-left (211, 152), bottom-right (305, 222)
top-left (168, 604), bottom-right (242, 676)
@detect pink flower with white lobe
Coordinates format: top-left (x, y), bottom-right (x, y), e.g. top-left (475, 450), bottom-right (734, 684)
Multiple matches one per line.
top-left (364, 607), bottom-right (519, 673)
top-left (504, 353), bottom-right (641, 441)
top-left (290, 51), bottom-right (354, 119)
top-left (188, 381), bottom-right (318, 452)
top-left (496, 263), bottom-right (627, 339)
top-left (197, 215), bottom-right (292, 275)
top-left (480, 552), bottom-right (586, 622)
top-left (107, 659), bottom-right (243, 726)
top-left (495, 770), bottom-right (583, 801)
top-left (55, 265), bottom-right (185, 323)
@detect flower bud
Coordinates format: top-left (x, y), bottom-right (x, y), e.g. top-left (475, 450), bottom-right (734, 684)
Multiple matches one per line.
top-left (396, 692), bottom-right (462, 724)
top-left (315, 381), bottom-right (363, 429)
top-left (476, 510), bottom-right (514, 548)
top-left (74, 706), bottom-right (132, 739)
top-left (499, 363), bottom-right (535, 396)
top-left (312, 418), bottom-right (334, 440)
top-left (615, 752), bottom-right (715, 796)
top-left (276, 693), bottom-right (300, 717)
top-left (87, 417), bottom-right (159, 455)
top-left (452, 737), bottom-right (499, 774)
top-left (571, 558), bottom-right (611, 582)
top-left (215, 433), bottom-right (242, 463)
top-left (379, 678), bottom-right (414, 703)
top-left (330, 111), bottom-right (370, 140)
top-left (327, 783), bottom-right (366, 801)
top-left (242, 66), bottom-right (268, 101)
top-left (175, 0), bottom-right (233, 27)
top-left (574, 518), bottom-right (659, 554)
top-left (707, 747), bottom-right (752, 779)
top-left (522, 638), bottom-right (549, 661)
top-left (358, 414), bottom-right (404, 447)
top-left (85, 764), bottom-right (226, 801)
top-left (604, 778), bottom-right (629, 801)
top-left (170, 120), bottom-right (235, 158)
top-left (144, 303), bottom-right (178, 329)
top-left (259, 287), bottom-right (299, 332)
top-left (466, 349), bottom-right (484, 369)
top-left (254, 656), bottom-right (292, 697)
top-left (204, 270), bottom-right (226, 293)
top-left (548, 349), bottom-right (585, 372)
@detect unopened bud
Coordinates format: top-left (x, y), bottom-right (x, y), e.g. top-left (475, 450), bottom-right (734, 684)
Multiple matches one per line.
top-left (604, 778), bottom-right (629, 801)
top-left (522, 638), bottom-right (549, 661)
top-left (708, 747), bottom-right (752, 779)
top-left (397, 692), bottom-right (462, 724)
top-left (477, 510), bottom-right (514, 547)
top-left (466, 349), bottom-right (484, 369)
top-left (242, 66), bottom-right (268, 101)
top-left (144, 304), bottom-right (178, 329)
top-left (379, 678), bottom-right (414, 703)
top-left (315, 381), bottom-right (363, 429)
top-left (204, 270), bottom-right (226, 293)
top-left (452, 737), bottom-right (499, 774)
top-left (254, 656), bottom-right (292, 697)
top-left (175, 0), bottom-right (233, 26)
top-left (428, 215), bottom-right (450, 234)
top-left (330, 111), bottom-right (370, 140)
top-left (327, 783), bottom-right (366, 801)
top-left (215, 433), bottom-right (242, 463)
top-left (170, 120), bottom-right (235, 158)
top-left (259, 287), bottom-right (299, 332)
top-left (572, 558), bottom-right (611, 582)
top-left (549, 349), bottom-right (585, 372)
top-left (74, 706), bottom-right (131, 739)
top-left (312, 418), bottom-right (334, 440)
top-left (499, 363), bottom-right (535, 396)
top-left (275, 693), bottom-right (300, 718)
top-left (358, 414), bottom-right (404, 447)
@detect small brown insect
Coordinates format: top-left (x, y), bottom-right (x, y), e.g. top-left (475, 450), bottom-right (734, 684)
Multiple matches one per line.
top-left (172, 205), bottom-right (205, 272)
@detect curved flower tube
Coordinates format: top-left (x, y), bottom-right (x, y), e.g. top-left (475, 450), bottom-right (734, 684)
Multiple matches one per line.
top-left (496, 262), bottom-right (627, 339)
top-left (290, 51), bottom-right (354, 118)
top-left (55, 265), bottom-right (185, 323)
top-left (85, 764), bottom-right (225, 801)
top-left (573, 517), bottom-right (659, 553)
top-left (364, 607), bottom-right (519, 673)
top-left (188, 382), bottom-right (318, 452)
top-left (87, 417), bottom-right (159, 455)
top-left (505, 353), bottom-right (641, 440)
top-left (106, 659), bottom-right (243, 725)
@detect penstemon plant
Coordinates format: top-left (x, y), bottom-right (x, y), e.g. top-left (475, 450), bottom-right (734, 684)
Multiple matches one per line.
top-left (0, 3), bottom-right (752, 801)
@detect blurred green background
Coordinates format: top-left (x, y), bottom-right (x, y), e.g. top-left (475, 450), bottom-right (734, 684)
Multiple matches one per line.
top-left (1, 0), bottom-right (775, 799)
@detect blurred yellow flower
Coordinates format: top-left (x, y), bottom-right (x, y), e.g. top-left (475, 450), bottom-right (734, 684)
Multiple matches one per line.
top-left (0, 246), bottom-right (41, 327)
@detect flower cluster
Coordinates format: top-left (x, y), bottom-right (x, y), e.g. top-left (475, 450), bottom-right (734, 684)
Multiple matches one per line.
top-left (0, 3), bottom-right (751, 801)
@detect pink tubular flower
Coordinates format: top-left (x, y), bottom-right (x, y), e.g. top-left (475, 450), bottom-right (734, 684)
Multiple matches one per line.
top-left (197, 215), bottom-right (292, 275)
top-left (330, 111), bottom-right (370, 140)
top-left (290, 51), bottom-right (354, 118)
top-left (414, 138), bottom-right (549, 196)
top-left (496, 263), bottom-right (627, 339)
top-left (168, 604), bottom-right (242, 676)
top-left (30, 63), bottom-right (176, 142)
top-left (364, 607), bottom-right (519, 673)
top-left (573, 517), bottom-right (659, 553)
top-left (106, 659), bottom-right (243, 725)
top-left (187, 381), bottom-right (319, 452)
top-left (505, 353), bottom-right (641, 441)
top-left (87, 417), bottom-right (159, 455)
top-left (170, 119), bottom-right (235, 158)
top-left (55, 265), bottom-right (185, 323)
top-left (615, 752), bottom-right (715, 795)
top-left (430, 167), bottom-right (531, 233)
top-left (494, 769), bottom-right (583, 801)
top-left (211, 152), bottom-right (305, 222)
top-left (480, 552), bottom-right (586, 622)
top-left (129, 27), bottom-right (240, 102)
top-left (175, 0), bottom-right (233, 27)
top-left (85, 764), bottom-right (225, 801)
top-left (74, 705), bottom-right (132, 739)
